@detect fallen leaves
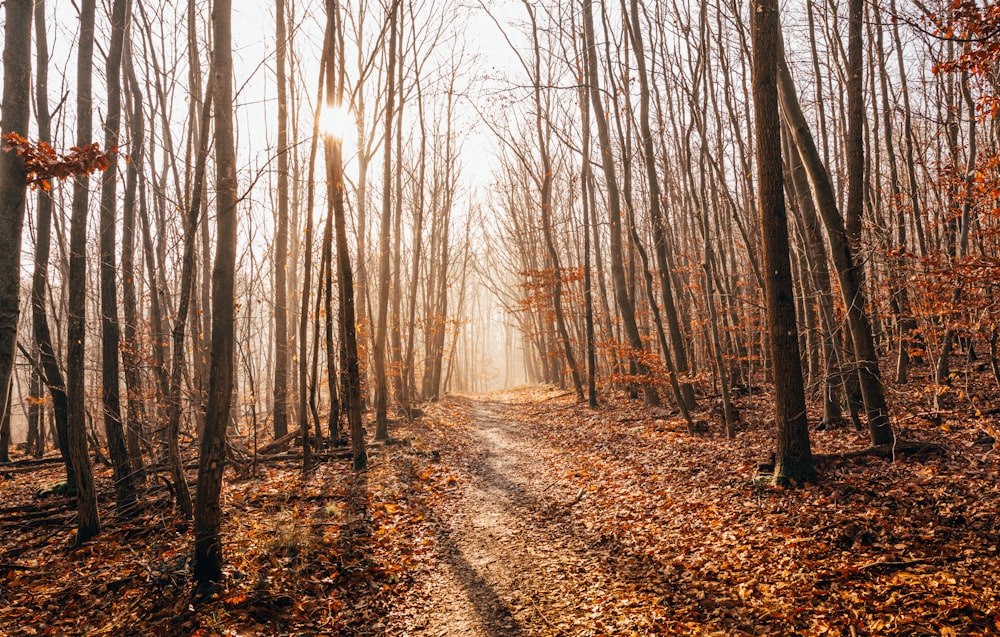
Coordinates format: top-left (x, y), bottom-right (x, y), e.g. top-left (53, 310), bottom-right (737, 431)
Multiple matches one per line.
top-left (1, 383), bottom-right (999, 635)
top-left (0, 432), bottom-right (450, 636)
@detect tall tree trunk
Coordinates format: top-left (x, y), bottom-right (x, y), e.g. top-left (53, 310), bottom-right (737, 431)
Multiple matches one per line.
top-left (194, 0), bottom-right (238, 585)
top-left (783, 124), bottom-right (844, 427)
top-left (128, 55), bottom-right (172, 447)
top-left (166, 80), bottom-right (213, 520)
top-left (777, 32), bottom-right (895, 446)
top-left (273, 0), bottom-right (291, 440)
top-left (322, 202), bottom-right (341, 445)
top-left (30, 0), bottom-right (75, 488)
top-left (402, 35), bottom-right (428, 417)
top-left (625, 0), bottom-right (696, 410)
top-left (374, 0), bottom-right (400, 440)
top-left (579, 76), bottom-right (598, 408)
top-left (389, 8), bottom-right (406, 415)
top-left (327, 0), bottom-right (366, 471)
top-left (845, 0), bottom-right (866, 296)
top-left (298, 20), bottom-right (329, 460)
top-left (68, 0), bottom-right (101, 542)
top-left (523, 0), bottom-right (584, 402)
top-left (121, 35), bottom-right (147, 483)
top-left (934, 63), bottom-right (978, 389)
top-left (317, 85), bottom-right (338, 451)
top-left (0, 1), bottom-right (32, 465)
top-left (889, 0), bottom-right (927, 258)
top-left (581, 0), bottom-right (658, 406)
top-left (752, 0), bottom-right (815, 483)
top-left (873, 10), bottom-right (915, 384)
top-left (99, 0), bottom-right (138, 514)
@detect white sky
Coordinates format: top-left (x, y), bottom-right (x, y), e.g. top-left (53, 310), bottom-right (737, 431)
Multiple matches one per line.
top-left (226, 0), bottom-right (526, 194)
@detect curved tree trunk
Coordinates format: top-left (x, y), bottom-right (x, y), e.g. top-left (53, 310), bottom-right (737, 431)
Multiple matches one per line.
top-left (776, 31), bottom-right (894, 446)
top-left (783, 125), bottom-right (845, 427)
top-left (165, 80), bottom-right (213, 520)
top-left (625, 0), bottom-right (697, 411)
top-left (581, 0), bottom-right (657, 406)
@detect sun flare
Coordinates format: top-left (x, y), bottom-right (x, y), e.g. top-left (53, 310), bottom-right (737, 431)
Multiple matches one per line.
top-left (319, 104), bottom-right (355, 139)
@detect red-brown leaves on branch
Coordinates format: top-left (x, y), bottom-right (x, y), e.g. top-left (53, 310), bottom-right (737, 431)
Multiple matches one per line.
top-left (2, 133), bottom-right (116, 190)
top-left (929, 2), bottom-right (1000, 115)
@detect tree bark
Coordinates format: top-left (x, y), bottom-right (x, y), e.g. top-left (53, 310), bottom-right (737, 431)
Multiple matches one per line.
top-left (624, 0), bottom-right (697, 410)
top-left (327, 0), bottom-right (366, 470)
top-left (752, 0), bottom-right (815, 483)
top-left (67, 0), bottom-right (101, 542)
top-left (166, 80), bottom-right (213, 520)
top-left (121, 34), bottom-right (147, 484)
top-left (30, 0), bottom-right (75, 488)
top-left (581, 0), bottom-right (658, 406)
top-left (523, 0), bottom-right (584, 402)
top-left (401, 32), bottom-right (428, 416)
top-left (776, 31), bottom-right (894, 446)
top-left (0, 1), bottom-right (32, 465)
top-left (99, 0), bottom-right (138, 514)
top-left (273, 0), bottom-right (291, 440)
top-left (783, 124), bottom-right (845, 427)
top-left (579, 79), bottom-right (599, 408)
top-left (374, 0), bottom-right (400, 439)
top-left (194, 0), bottom-right (238, 585)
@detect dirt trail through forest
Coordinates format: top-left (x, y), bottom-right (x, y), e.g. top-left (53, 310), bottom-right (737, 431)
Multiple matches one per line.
top-left (397, 396), bottom-right (626, 636)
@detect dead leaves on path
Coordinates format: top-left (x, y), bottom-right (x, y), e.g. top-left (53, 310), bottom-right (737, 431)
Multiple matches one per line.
top-left (498, 386), bottom-right (1000, 636)
top-left (1, 383), bottom-right (999, 636)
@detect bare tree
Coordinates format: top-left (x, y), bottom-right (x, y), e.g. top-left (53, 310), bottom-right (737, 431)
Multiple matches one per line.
top-left (777, 29), bottom-right (894, 447)
top-left (752, 0), bottom-right (814, 482)
top-left (0, 0), bottom-right (32, 465)
top-left (98, 0), bottom-right (138, 513)
top-left (273, 0), bottom-right (291, 440)
top-left (328, 0), bottom-right (367, 470)
top-left (67, 0), bottom-right (101, 542)
top-left (521, 1), bottom-right (584, 402)
top-left (581, 0), bottom-right (658, 406)
top-left (194, 0), bottom-right (238, 585)
top-left (374, 0), bottom-right (401, 439)
top-left (30, 0), bottom-right (75, 486)
top-left (121, 32), bottom-right (147, 483)
top-left (165, 78), bottom-right (214, 520)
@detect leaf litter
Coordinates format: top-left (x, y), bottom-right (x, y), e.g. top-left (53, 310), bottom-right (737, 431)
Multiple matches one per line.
top-left (0, 383), bottom-right (997, 636)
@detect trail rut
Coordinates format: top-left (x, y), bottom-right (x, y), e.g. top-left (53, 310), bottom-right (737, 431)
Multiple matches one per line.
top-left (397, 397), bottom-right (623, 636)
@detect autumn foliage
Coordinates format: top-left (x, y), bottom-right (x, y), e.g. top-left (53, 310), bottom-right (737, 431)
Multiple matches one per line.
top-left (1, 132), bottom-right (115, 189)
top-left (929, 1), bottom-right (1000, 116)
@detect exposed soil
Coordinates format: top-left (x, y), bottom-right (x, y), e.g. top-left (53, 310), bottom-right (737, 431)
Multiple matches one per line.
top-left (1, 385), bottom-right (999, 636)
top-left (390, 387), bottom-right (1000, 636)
top-left (394, 396), bottom-right (628, 636)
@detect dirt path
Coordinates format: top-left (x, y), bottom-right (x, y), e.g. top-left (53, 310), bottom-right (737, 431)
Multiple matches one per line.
top-left (396, 396), bottom-right (623, 636)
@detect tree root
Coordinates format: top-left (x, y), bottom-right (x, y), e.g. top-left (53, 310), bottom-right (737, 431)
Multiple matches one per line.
top-left (815, 440), bottom-right (947, 463)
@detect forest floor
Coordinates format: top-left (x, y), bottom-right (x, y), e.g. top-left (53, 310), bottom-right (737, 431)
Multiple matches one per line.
top-left (1, 384), bottom-right (999, 635)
